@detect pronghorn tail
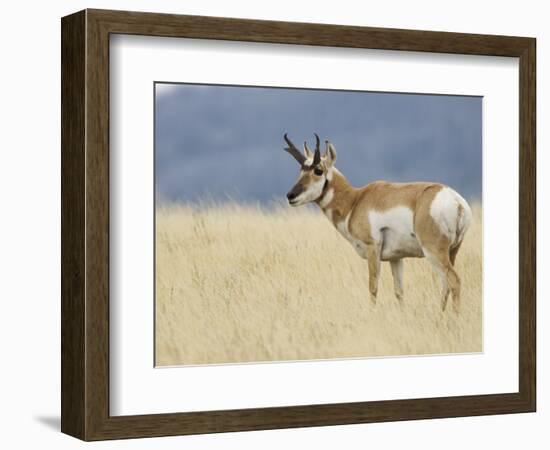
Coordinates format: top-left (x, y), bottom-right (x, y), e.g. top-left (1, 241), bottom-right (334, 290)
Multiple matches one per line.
top-left (453, 192), bottom-right (472, 247)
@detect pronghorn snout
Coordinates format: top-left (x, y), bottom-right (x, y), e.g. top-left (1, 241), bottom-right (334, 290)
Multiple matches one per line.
top-left (286, 186), bottom-right (303, 204)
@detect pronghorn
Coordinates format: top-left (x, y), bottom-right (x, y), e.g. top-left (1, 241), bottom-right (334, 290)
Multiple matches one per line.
top-left (283, 133), bottom-right (472, 312)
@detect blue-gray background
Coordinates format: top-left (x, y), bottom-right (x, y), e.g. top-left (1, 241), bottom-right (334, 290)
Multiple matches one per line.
top-left (155, 83), bottom-right (482, 204)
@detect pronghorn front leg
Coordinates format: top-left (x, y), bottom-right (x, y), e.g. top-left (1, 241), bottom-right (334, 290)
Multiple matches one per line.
top-left (390, 259), bottom-right (404, 302)
top-left (366, 244), bottom-right (381, 304)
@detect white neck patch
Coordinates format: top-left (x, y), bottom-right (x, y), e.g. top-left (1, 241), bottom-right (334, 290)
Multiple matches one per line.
top-left (318, 187), bottom-right (334, 209)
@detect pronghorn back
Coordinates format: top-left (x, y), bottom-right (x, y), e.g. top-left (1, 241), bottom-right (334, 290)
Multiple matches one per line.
top-left (348, 181), bottom-right (471, 260)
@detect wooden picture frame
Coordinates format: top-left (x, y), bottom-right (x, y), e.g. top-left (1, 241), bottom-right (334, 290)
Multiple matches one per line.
top-left (61, 8), bottom-right (536, 441)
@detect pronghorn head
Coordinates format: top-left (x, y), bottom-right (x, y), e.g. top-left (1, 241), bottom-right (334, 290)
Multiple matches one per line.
top-left (283, 133), bottom-right (337, 206)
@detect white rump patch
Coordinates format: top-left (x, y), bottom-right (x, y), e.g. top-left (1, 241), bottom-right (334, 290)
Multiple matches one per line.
top-left (429, 187), bottom-right (472, 243)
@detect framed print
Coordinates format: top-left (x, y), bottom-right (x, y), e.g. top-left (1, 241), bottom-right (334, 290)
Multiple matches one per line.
top-left (61, 9), bottom-right (536, 441)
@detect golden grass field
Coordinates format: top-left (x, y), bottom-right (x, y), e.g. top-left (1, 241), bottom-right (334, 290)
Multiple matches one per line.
top-left (155, 202), bottom-right (482, 366)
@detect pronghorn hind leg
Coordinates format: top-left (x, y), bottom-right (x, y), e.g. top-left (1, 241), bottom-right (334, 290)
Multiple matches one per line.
top-left (448, 268), bottom-right (461, 312)
top-left (449, 241), bottom-right (462, 266)
top-left (413, 191), bottom-right (461, 313)
top-left (390, 259), bottom-right (404, 303)
top-left (447, 243), bottom-right (463, 311)
top-left (423, 248), bottom-right (461, 313)
top-left (366, 245), bottom-right (381, 304)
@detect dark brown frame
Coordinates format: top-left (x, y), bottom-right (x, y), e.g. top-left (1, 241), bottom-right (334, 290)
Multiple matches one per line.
top-left (61, 8), bottom-right (536, 441)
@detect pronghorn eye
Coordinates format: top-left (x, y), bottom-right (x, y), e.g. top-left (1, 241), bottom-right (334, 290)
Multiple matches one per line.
top-left (314, 167), bottom-right (323, 176)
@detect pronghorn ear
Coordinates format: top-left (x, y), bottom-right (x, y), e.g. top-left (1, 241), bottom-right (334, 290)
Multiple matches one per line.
top-left (325, 141), bottom-right (337, 166)
top-left (303, 141), bottom-right (313, 159)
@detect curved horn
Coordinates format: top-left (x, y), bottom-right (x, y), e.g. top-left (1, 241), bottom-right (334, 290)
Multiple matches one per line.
top-left (303, 141), bottom-right (313, 158)
top-left (284, 133), bottom-right (306, 165)
top-left (313, 133), bottom-right (321, 165)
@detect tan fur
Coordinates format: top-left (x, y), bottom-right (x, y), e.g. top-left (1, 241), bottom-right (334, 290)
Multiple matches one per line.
top-left (316, 169), bottom-right (357, 225)
top-left (286, 140), bottom-right (470, 312)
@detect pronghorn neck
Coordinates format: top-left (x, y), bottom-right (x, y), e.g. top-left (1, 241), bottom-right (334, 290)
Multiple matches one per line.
top-left (316, 168), bottom-right (358, 223)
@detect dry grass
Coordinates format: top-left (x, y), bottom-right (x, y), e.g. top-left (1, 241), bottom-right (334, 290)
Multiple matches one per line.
top-left (155, 202), bottom-right (482, 366)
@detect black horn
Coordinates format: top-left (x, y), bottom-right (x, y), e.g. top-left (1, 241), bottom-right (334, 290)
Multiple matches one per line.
top-left (313, 133), bottom-right (321, 166)
top-left (283, 133), bottom-right (306, 165)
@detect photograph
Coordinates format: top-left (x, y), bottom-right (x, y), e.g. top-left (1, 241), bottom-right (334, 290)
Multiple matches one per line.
top-left (154, 82), bottom-right (483, 367)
